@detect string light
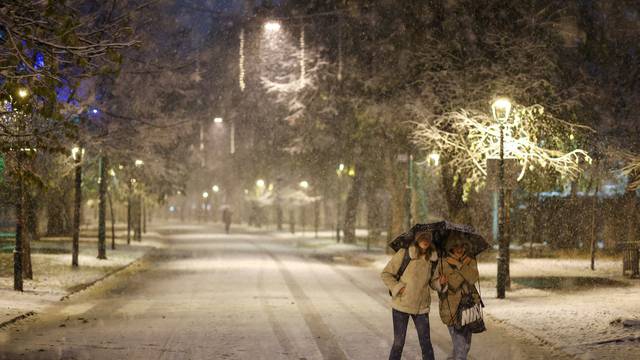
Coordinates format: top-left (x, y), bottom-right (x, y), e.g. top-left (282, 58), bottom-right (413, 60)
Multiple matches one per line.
top-left (239, 28), bottom-right (246, 92)
top-left (300, 24), bottom-right (305, 82)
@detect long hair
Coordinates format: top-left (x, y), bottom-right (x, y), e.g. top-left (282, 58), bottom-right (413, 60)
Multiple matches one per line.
top-left (414, 231), bottom-right (434, 258)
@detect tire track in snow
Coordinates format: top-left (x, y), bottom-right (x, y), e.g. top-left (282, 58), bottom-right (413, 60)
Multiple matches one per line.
top-left (252, 241), bottom-right (349, 360)
top-left (304, 259), bottom-right (391, 347)
top-left (257, 260), bottom-right (299, 359)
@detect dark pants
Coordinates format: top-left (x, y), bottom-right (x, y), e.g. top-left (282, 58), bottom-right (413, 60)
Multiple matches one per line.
top-left (389, 309), bottom-right (435, 360)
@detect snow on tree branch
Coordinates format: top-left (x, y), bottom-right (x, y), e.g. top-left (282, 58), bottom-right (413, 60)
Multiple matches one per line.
top-left (411, 103), bottom-right (592, 189)
top-left (259, 25), bottom-right (326, 125)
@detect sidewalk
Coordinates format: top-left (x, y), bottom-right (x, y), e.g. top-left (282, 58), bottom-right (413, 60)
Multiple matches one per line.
top-left (284, 230), bottom-right (640, 360)
top-left (0, 225), bottom-right (163, 328)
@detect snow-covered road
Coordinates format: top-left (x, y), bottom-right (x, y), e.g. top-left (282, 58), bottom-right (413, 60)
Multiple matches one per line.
top-left (0, 225), bottom-right (562, 359)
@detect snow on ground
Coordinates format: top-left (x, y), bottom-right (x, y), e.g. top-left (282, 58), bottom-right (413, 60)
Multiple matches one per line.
top-left (0, 226), bottom-right (161, 328)
top-left (292, 232), bottom-right (640, 360)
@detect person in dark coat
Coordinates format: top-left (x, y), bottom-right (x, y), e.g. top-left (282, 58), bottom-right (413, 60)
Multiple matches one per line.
top-left (222, 207), bottom-right (232, 234)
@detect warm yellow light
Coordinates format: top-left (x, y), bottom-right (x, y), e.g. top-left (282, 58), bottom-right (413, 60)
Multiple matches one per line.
top-left (264, 21), bottom-right (281, 32)
top-left (212, 185), bottom-right (220, 193)
top-left (202, 191), bottom-right (209, 199)
top-left (109, 169), bottom-right (116, 177)
top-left (256, 179), bottom-right (266, 188)
top-left (17, 88), bottom-right (28, 98)
top-left (429, 152), bottom-right (440, 166)
top-left (299, 180), bottom-right (309, 189)
top-left (135, 159), bottom-right (144, 167)
top-left (71, 146), bottom-right (83, 160)
top-left (214, 117), bottom-right (223, 124)
top-left (491, 98), bottom-right (512, 123)
top-left (348, 168), bottom-right (356, 177)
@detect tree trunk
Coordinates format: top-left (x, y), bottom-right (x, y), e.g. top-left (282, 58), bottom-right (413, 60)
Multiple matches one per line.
top-left (135, 194), bottom-right (142, 241)
top-left (289, 208), bottom-right (295, 234)
top-left (97, 156), bottom-right (107, 260)
top-left (46, 188), bottom-right (71, 236)
top-left (440, 159), bottom-right (471, 223)
top-left (142, 198), bottom-right (147, 234)
top-left (590, 184), bottom-right (599, 270)
top-left (385, 152), bottom-right (407, 245)
top-left (21, 189), bottom-right (38, 279)
top-left (14, 166), bottom-right (24, 291)
top-left (72, 153), bottom-right (82, 267)
top-left (108, 188), bottom-right (116, 250)
top-left (344, 167), bottom-right (364, 244)
top-left (127, 180), bottom-right (132, 244)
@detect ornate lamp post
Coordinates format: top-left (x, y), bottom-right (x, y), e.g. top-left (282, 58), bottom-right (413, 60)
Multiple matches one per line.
top-left (492, 97), bottom-right (512, 299)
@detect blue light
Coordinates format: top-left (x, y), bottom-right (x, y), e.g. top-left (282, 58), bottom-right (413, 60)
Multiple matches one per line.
top-left (91, 108), bottom-right (99, 114)
top-left (34, 52), bottom-right (45, 70)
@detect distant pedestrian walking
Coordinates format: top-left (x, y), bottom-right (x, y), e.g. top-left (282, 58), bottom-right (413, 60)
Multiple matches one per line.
top-left (381, 231), bottom-right (438, 360)
top-left (222, 206), bottom-right (232, 234)
top-left (431, 233), bottom-right (483, 360)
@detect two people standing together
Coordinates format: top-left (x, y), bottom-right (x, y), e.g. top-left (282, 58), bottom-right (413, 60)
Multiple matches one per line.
top-left (381, 231), bottom-right (481, 360)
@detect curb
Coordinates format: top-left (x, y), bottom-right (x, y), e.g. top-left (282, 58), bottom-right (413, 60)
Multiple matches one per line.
top-left (60, 249), bottom-right (154, 301)
top-left (0, 248), bottom-right (156, 330)
top-left (0, 311), bottom-right (36, 330)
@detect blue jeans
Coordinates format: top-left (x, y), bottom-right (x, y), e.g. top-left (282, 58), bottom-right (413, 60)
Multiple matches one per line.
top-left (389, 309), bottom-right (435, 360)
top-left (447, 326), bottom-right (472, 360)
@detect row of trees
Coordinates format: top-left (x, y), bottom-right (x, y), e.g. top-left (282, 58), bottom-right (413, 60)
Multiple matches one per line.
top-left (204, 0), bottom-right (640, 257)
top-left (0, 0), bottom-right (199, 291)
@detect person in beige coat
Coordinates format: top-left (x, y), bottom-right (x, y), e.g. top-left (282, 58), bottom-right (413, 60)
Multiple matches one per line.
top-left (431, 233), bottom-right (480, 360)
top-left (381, 231), bottom-right (439, 360)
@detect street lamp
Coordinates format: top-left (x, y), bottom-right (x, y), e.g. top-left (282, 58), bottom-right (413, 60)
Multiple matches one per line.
top-left (264, 21), bottom-right (282, 32)
top-left (134, 159), bottom-right (144, 167)
top-left (428, 152), bottom-right (440, 166)
top-left (17, 88), bottom-right (28, 98)
top-left (214, 117), bottom-right (223, 124)
top-left (202, 191), bottom-right (209, 199)
top-left (256, 179), bottom-right (265, 188)
top-left (212, 185), bottom-right (220, 193)
top-left (299, 180), bottom-right (309, 189)
top-left (492, 97), bottom-right (512, 299)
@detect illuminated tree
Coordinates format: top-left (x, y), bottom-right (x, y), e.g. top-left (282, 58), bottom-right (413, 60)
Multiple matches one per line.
top-left (412, 103), bottom-right (593, 198)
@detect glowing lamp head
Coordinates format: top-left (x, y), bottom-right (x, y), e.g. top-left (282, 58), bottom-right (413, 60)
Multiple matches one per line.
top-left (71, 146), bottom-right (80, 160)
top-left (214, 117), bottom-right (223, 124)
top-left (492, 98), bottom-right (512, 123)
top-left (256, 179), bottom-right (266, 188)
top-left (299, 180), bottom-right (309, 189)
top-left (135, 159), bottom-right (144, 167)
top-left (202, 191), bottom-right (209, 199)
top-left (91, 108), bottom-right (99, 114)
top-left (429, 152), bottom-right (440, 166)
top-left (264, 21), bottom-right (281, 32)
top-left (17, 88), bottom-right (28, 98)
top-left (212, 185), bottom-right (220, 193)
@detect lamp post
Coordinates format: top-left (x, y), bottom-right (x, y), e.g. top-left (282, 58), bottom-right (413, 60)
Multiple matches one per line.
top-left (202, 191), bottom-right (209, 222)
top-left (71, 146), bottom-right (84, 267)
top-left (299, 181), bottom-right (309, 235)
top-left (492, 97), bottom-right (512, 299)
top-left (134, 160), bottom-right (144, 241)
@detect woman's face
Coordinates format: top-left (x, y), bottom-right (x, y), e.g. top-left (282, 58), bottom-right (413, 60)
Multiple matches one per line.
top-left (418, 239), bottom-right (431, 250)
top-left (452, 244), bottom-right (465, 257)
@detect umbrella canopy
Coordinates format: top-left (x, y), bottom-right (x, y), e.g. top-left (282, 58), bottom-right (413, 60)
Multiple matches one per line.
top-left (389, 221), bottom-right (490, 256)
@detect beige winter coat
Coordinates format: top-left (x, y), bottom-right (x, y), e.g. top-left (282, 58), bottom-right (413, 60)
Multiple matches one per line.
top-left (381, 246), bottom-right (439, 315)
top-left (430, 257), bottom-right (480, 326)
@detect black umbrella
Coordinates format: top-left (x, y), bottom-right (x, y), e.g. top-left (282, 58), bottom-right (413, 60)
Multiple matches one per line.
top-left (389, 221), bottom-right (490, 257)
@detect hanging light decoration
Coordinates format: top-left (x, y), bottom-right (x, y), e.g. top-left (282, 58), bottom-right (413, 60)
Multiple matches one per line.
top-left (299, 23), bottom-right (305, 82)
top-left (239, 28), bottom-right (246, 92)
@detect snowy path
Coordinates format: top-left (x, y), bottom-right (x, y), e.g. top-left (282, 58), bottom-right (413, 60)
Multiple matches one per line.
top-left (0, 226), bottom-right (560, 359)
